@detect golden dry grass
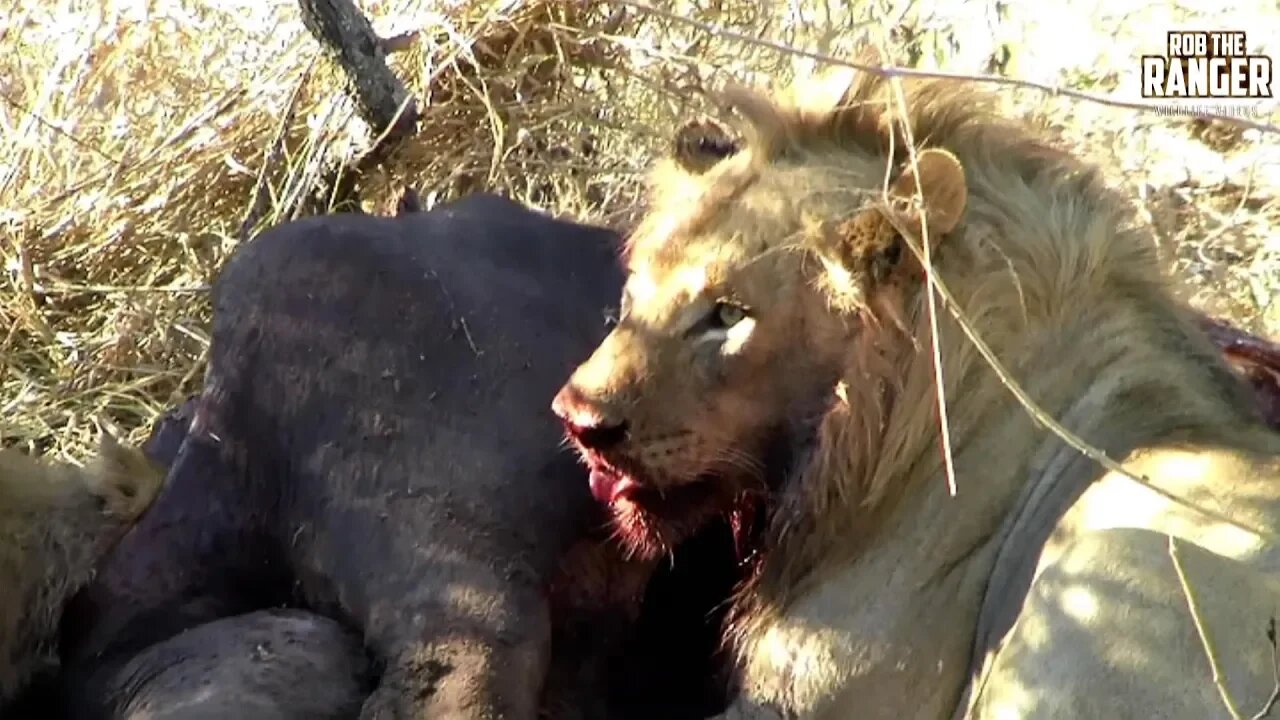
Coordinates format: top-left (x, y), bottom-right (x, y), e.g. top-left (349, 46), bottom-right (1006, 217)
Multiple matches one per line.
top-left (2, 0), bottom-right (1278, 465)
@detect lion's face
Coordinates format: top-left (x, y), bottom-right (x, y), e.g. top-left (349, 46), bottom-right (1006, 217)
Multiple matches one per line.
top-left (552, 242), bottom-right (848, 558)
top-left (553, 97), bottom-right (969, 559)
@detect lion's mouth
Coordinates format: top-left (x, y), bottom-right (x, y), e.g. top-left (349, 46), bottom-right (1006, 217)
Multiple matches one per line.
top-left (581, 452), bottom-right (707, 509)
top-left (574, 448), bottom-right (743, 559)
top-left (579, 449), bottom-right (654, 503)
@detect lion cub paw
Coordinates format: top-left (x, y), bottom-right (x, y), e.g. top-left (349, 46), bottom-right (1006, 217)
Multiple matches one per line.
top-left (83, 433), bottom-right (166, 522)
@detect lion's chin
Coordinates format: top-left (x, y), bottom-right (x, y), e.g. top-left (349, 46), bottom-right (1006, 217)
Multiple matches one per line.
top-left (603, 474), bottom-right (732, 561)
top-left (576, 443), bottom-right (772, 561)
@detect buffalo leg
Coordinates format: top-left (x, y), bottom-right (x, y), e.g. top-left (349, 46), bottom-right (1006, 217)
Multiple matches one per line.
top-left (356, 593), bottom-right (552, 720)
top-left (92, 609), bottom-right (371, 720)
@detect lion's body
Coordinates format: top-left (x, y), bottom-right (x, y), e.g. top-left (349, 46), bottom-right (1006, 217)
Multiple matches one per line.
top-left (0, 437), bottom-right (163, 708)
top-left (728, 432), bottom-right (1280, 720)
top-left (553, 59), bottom-right (1280, 720)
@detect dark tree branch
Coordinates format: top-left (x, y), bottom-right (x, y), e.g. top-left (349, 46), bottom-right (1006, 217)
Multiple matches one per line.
top-left (379, 30), bottom-right (420, 55)
top-left (297, 0), bottom-right (419, 145)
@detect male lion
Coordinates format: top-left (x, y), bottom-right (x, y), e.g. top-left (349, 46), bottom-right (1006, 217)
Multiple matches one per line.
top-left (552, 61), bottom-right (1280, 719)
top-left (0, 434), bottom-right (163, 711)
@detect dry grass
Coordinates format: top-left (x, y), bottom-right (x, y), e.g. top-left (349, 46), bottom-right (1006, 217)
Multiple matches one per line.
top-left (2, 0), bottom-right (1278, 464)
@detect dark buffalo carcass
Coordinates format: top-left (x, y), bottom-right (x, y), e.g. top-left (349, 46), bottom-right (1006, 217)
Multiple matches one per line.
top-left (53, 193), bottom-right (677, 720)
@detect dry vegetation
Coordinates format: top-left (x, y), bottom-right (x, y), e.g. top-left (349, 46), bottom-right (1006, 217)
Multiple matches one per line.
top-left (1, 0), bottom-right (1278, 464)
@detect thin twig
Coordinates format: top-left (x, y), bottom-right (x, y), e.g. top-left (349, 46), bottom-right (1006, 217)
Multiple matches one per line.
top-left (875, 33), bottom-right (959, 497)
top-left (610, 0), bottom-right (1280, 135)
top-left (38, 283), bottom-right (211, 295)
top-left (0, 89), bottom-right (122, 163)
top-left (1168, 534), bottom-right (1245, 720)
top-left (459, 317), bottom-right (481, 357)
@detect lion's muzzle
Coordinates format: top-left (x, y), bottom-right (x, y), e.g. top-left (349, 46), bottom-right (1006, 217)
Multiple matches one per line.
top-left (550, 383), bottom-right (630, 452)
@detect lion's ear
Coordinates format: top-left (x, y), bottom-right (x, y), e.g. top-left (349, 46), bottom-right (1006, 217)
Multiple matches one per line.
top-left (818, 148), bottom-right (968, 314)
top-left (836, 148), bottom-right (968, 279)
top-left (799, 66), bottom-right (860, 115)
top-left (672, 116), bottom-right (742, 175)
top-left (720, 67), bottom-right (858, 159)
top-left (890, 148), bottom-right (967, 240)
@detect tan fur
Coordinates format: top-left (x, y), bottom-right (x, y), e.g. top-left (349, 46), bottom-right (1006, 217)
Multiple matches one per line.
top-left (0, 434), bottom-right (165, 703)
top-left (559, 54), bottom-right (1280, 720)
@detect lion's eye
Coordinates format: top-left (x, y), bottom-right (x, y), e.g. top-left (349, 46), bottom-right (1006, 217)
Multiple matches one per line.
top-left (711, 302), bottom-right (747, 329)
top-left (871, 239), bottom-right (905, 283)
top-left (883, 239), bottom-right (903, 266)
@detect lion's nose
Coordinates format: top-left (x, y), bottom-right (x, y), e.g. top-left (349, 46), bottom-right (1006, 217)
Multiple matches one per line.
top-left (551, 384), bottom-right (630, 451)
